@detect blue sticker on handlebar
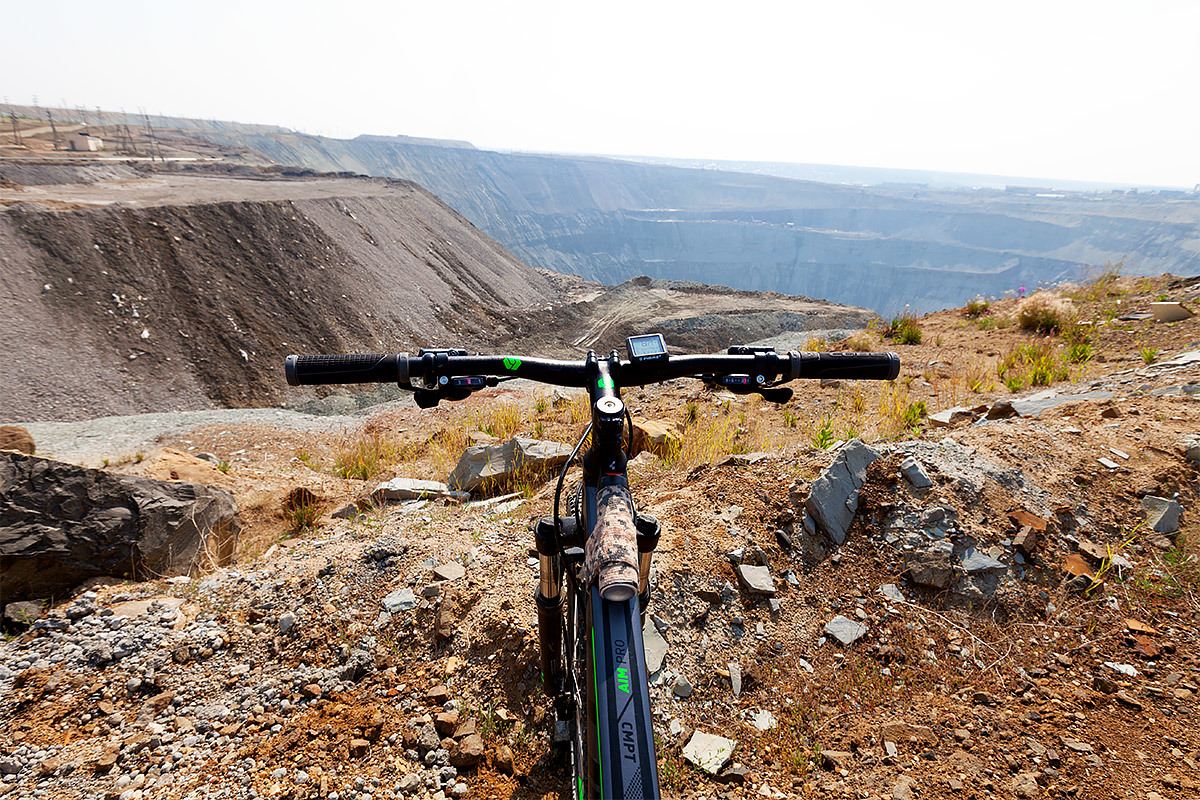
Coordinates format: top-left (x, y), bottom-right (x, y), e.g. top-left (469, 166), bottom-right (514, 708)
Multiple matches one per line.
top-left (503, 357), bottom-right (521, 371)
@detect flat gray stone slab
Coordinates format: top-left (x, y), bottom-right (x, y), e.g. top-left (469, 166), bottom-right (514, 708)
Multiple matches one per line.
top-left (1141, 495), bottom-right (1181, 533)
top-left (877, 583), bottom-right (905, 603)
top-left (1150, 302), bottom-right (1194, 323)
top-left (824, 615), bottom-right (868, 646)
top-left (735, 564), bottom-right (776, 596)
top-left (372, 477), bottom-right (456, 502)
top-left (805, 439), bottom-right (881, 545)
top-left (728, 662), bottom-right (742, 697)
top-left (643, 615), bottom-right (668, 673)
top-left (929, 406), bottom-right (977, 427)
top-left (433, 562), bottom-right (467, 582)
top-left (1009, 390), bottom-right (1113, 418)
top-left (381, 587), bottom-right (416, 613)
top-left (1158, 350), bottom-right (1200, 367)
top-left (682, 731), bottom-right (737, 774)
top-left (751, 709), bottom-right (777, 731)
top-left (961, 548), bottom-right (1006, 572)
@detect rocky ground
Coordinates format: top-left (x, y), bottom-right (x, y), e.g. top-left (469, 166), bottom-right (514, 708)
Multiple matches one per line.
top-left (4, 275), bottom-right (1200, 800)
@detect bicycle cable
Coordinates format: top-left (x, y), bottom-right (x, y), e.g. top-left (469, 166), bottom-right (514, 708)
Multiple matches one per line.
top-left (552, 422), bottom-right (592, 551)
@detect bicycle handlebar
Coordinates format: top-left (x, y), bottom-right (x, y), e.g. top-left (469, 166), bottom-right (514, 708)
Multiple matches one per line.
top-left (285, 349), bottom-right (900, 387)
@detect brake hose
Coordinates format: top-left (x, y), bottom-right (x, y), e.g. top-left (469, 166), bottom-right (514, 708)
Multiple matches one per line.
top-left (552, 422), bottom-right (593, 551)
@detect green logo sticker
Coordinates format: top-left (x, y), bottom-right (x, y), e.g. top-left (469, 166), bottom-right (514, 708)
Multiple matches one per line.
top-left (616, 665), bottom-right (631, 694)
top-left (503, 357), bottom-right (521, 371)
top-left (597, 376), bottom-right (614, 389)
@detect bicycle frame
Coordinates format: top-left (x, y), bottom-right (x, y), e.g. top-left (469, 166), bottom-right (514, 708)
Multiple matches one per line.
top-left (536, 351), bottom-right (661, 799)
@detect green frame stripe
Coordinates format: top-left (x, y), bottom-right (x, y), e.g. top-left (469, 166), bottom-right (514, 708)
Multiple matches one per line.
top-left (592, 625), bottom-right (603, 799)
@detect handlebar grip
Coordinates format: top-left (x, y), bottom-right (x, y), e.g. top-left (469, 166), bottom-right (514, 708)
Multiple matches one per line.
top-left (788, 351), bottom-right (901, 381)
top-left (285, 353), bottom-right (408, 385)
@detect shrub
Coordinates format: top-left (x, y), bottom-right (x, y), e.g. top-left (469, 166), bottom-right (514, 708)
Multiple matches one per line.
top-left (902, 400), bottom-right (927, 430)
top-left (1066, 342), bottom-right (1094, 364)
top-left (963, 296), bottom-right (991, 318)
top-left (845, 330), bottom-right (879, 352)
top-left (1021, 343), bottom-right (1070, 386)
top-left (884, 312), bottom-right (923, 345)
top-left (803, 335), bottom-right (829, 352)
top-left (1016, 292), bottom-right (1074, 334)
top-left (811, 417), bottom-right (836, 450)
top-left (1140, 345), bottom-right (1160, 364)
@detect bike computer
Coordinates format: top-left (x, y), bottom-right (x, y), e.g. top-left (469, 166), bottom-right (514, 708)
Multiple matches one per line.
top-left (626, 333), bottom-right (668, 363)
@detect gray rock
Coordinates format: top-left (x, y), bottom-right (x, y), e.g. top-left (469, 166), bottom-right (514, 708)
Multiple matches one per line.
top-left (1009, 389), bottom-right (1113, 418)
top-left (804, 439), bottom-right (881, 544)
top-left (682, 731), bottom-right (737, 774)
top-left (1150, 302), bottom-right (1194, 323)
top-left (381, 588), bottom-right (417, 613)
top-left (1141, 495), bottom-right (1181, 533)
top-left (398, 773), bottom-right (421, 793)
top-left (447, 437), bottom-right (572, 492)
top-left (751, 709), bottom-right (776, 730)
top-left (365, 538), bottom-right (409, 561)
top-left (1180, 435), bottom-right (1200, 464)
top-left (824, 615), bottom-right (868, 646)
top-left (877, 584), bottom-right (905, 603)
top-left (905, 542), bottom-right (955, 589)
top-left (728, 662), bottom-right (742, 697)
top-left (372, 478), bottom-right (458, 502)
top-left (0, 452), bottom-right (241, 602)
top-left (894, 777), bottom-right (918, 800)
top-left (735, 564), bottom-right (776, 596)
top-left (433, 562), bottom-right (467, 582)
top-left (961, 548), bottom-right (1006, 572)
top-left (643, 615), bottom-right (668, 673)
top-left (417, 723), bottom-right (441, 752)
top-left (195, 704), bottom-right (230, 721)
top-left (332, 503), bottom-right (358, 520)
top-left (928, 407), bottom-right (976, 428)
top-left (672, 675), bottom-right (693, 698)
top-left (2, 600), bottom-right (43, 627)
top-left (900, 456), bottom-right (933, 488)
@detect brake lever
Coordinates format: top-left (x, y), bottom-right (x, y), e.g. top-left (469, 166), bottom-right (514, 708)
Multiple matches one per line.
top-left (413, 389), bottom-right (441, 408)
top-left (757, 387), bottom-right (793, 404)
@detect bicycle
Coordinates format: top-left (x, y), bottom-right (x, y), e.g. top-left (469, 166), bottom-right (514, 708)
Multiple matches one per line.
top-left (285, 335), bottom-right (899, 799)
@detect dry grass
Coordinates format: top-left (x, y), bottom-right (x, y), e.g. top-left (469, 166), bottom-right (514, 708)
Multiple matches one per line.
top-left (1015, 292), bottom-right (1074, 334)
top-left (845, 330), bottom-right (879, 352)
top-left (662, 397), bottom-right (771, 468)
top-left (331, 431), bottom-right (406, 480)
top-left (803, 335), bottom-right (830, 352)
top-left (996, 342), bottom-right (1071, 389)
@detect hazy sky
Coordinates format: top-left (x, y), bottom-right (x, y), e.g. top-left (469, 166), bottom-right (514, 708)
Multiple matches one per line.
top-left (8, 0), bottom-right (1199, 187)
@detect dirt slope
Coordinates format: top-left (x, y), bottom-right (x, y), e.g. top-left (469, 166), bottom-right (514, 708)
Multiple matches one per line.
top-left (0, 163), bottom-right (882, 423)
top-left (0, 165), bottom-right (557, 421)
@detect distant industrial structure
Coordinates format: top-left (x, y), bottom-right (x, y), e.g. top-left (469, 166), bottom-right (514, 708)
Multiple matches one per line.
top-left (67, 132), bottom-right (103, 151)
